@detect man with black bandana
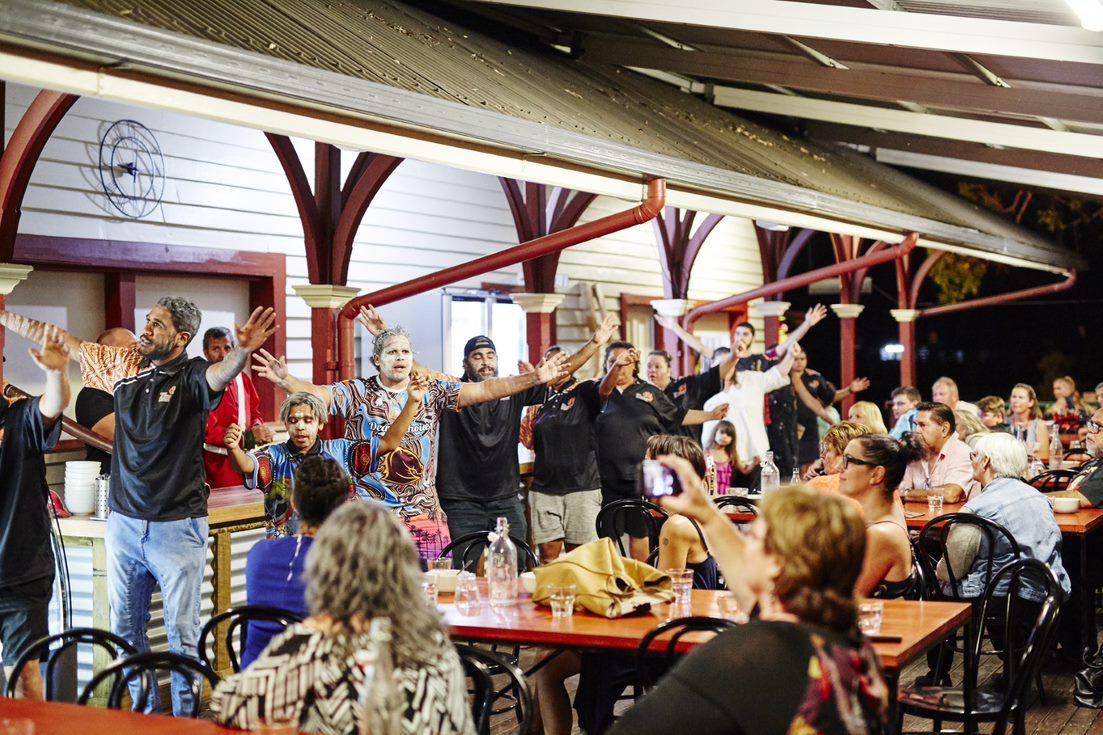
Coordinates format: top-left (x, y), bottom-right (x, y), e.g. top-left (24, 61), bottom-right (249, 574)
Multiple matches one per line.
top-left (0, 329), bottom-right (70, 700)
top-left (437, 326), bottom-right (604, 544)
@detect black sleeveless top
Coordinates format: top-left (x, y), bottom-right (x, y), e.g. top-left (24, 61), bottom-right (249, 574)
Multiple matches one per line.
top-left (686, 518), bottom-right (722, 591)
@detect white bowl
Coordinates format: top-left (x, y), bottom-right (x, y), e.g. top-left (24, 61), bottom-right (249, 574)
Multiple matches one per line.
top-left (431, 569), bottom-right (461, 593)
top-left (66, 461), bottom-right (102, 471)
top-left (1052, 497), bottom-right (1080, 514)
top-left (65, 487), bottom-right (95, 514)
top-left (520, 571), bottom-right (536, 594)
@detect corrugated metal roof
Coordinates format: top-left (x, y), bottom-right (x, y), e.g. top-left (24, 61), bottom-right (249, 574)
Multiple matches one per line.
top-left (11, 0), bottom-right (1077, 268)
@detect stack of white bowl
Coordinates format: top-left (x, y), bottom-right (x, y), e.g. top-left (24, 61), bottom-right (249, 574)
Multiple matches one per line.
top-left (64, 461), bottom-right (101, 514)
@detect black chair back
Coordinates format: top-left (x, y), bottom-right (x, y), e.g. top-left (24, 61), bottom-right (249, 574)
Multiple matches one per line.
top-left (635, 616), bottom-right (736, 695)
top-left (78, 651), bottom-right (219, 717)
top-left (440, 531), bottom-right (539, 572)
top-left (595, 498), bottom-right (668, 557)
top-left (713, 496), bottom-right (758, 515)
top-left (1028, 469), bottom-right (1077, 493)
top-left (916, 513), bottom-right (1022, 601)
top-left (976, 559), bottom-right (1065, 732)
top-left (4, 627), bottom-right (138, 700)
top-left (455, 645), bottom-right (534, 735)
top-left (198, 604), bottom-right (304, 673)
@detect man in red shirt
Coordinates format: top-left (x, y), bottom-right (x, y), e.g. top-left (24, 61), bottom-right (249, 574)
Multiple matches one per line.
top-left (203, 327), bottom-right (274, 488)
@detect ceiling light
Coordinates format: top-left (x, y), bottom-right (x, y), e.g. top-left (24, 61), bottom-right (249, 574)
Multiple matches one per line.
top-left (1065, 0), bottom-right (1103, 31)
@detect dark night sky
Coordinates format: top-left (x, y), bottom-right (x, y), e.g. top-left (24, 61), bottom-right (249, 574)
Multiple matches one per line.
top-left (782, 170), bottom-right (1101, 407)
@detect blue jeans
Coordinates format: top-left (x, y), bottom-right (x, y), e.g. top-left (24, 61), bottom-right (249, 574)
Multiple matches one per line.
top-left (440, 495), bottom-right (528, 553)
top-left (106, 512), bottom-right (208, 716)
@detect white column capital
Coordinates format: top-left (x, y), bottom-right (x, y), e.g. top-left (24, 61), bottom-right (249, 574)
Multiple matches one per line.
top-left (890, 308), bottom-right (922, 323)
top-left (0, 264), bottom-right (33, 296)
top-left (292, 284), bottom-right (360, 310)
top-left (830, 303), bottom-right (866, 319)
top-left (510, 292), bottom-right (566, 314)
top-left (748, 300), bottom-right (791, 319)
top-left (649, 298), bottom-right (691, 318)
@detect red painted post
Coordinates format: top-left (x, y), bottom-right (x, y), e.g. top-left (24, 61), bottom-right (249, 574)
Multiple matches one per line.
top-left (104, 272), bottom-right (136, 331)
top-left (897, 317), bottom-right (918, 388)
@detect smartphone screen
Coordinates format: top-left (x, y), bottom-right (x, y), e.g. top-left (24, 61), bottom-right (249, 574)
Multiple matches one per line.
top-left (638, 459), bottom-right (682, 499)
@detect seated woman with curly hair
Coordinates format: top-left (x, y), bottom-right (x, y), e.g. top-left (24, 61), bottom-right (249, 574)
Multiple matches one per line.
top-left (211, 502), bottom-right (475, 735)
top-left (610, 472), bottom-right (888, 735)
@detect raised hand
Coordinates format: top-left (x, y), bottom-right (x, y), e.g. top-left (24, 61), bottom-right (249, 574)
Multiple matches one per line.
top-left (653, 313), bottom-right (677, 331)
top-left (30, 326), bottom-right (69, 372)
top-left (533, 352), bottom-right (569, 384)
top-left (407, 369), bottom-right (430, 402)
top-left (850, 377), bottom-right (871, 394)
top-left (805, 303), bottom-right (828, 326)
top-left (592, 313), bottom-right (618, 345)
top-left (251, 349), bottom-right (290, 388)
top-left (252, 425), bottom-right (275, 444)
top-left (235, 307), bottom-right (277, 352)
top-left (358, 305), bottom-right (387, 337)
top-left (224, 423), bottom-right (244, 449)
top-left (614, 348), bottom-right (640, 369)
top-left (654, 454), bottom-right (715, 523)
top-left (709, 403), bottom-right (729, 421)
top-left (518, 360), bottom-right (535, 375)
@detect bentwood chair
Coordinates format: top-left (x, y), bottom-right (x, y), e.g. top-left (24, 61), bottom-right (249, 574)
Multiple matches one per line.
top-left (198, 604), bottom-right (304, 673)
top-left (5, 627), bottom-right (138, 700)
top-left (78, 651), bottom-right (219, 717)
top-left (456, 644), bottom-right (535, 735)
top-left (898, 559), bottom-right (1064, 735)
top-left (634, 616), bottom-right (737, 698)
top-left (1028, 469), bottom-right (1077, 493)
top-left (595, 498), bottom-right (668, 564)
top-left (713, 496), bottom-right (758, 515)
top-left (440, 531), bottom-right (539, 573)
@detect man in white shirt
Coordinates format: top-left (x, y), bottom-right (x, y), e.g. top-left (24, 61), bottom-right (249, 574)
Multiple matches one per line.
top-left (899, 402), bottom-right (978, 503)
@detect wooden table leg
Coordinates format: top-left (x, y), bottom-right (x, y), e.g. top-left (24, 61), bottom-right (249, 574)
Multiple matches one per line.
top-left (211, 529), bottom-right (233, 677)
top-left (89, 537), bottom-right (111, 707)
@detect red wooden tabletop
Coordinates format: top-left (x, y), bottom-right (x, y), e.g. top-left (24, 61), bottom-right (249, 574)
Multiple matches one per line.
top-left (0, 700), bottom-right (240, 735)
top-left (903, 501), bottom-right (1103, 535)
top-left (441, 588), bottom-right (969, 671)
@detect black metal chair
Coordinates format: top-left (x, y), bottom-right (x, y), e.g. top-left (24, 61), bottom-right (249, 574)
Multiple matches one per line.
top-left (1028, 468), bottom-right (1077, 492)
top-left (198, 604), bottom-right (304, 673)
top-left (898, 558), bottom-right (1065, 735)
top-left (440, 531), bottom-right (539, 572)
top-left (916, 513), bottom-right (1023, 691)
top-left (634, 616), bottom-right (736, 698)
top-left (1064, 450), bottom-right (1093, 466)
top-left (4, 627), bottom-right (138, 700)
top-left (455, 645), bottom-right (535, 735)
top-left (78, 651), bottom-right (219, 717)
top-left (595, 498), bottom-right (668, 564)
top-left (713, 496), bottom-right (758, 515)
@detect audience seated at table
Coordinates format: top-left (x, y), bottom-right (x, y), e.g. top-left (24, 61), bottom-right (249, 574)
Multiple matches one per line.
top-left (976, 395), bottom-right (1009, 432)
top-left (211, 502), bottom-right (475, 735)
top-left (1049, 375), bottom-right (1090, 434)
top-left (240, 455), bottom-right (350, 669)
top-left (1008, 382), bottom-right (1052, 462)
top-left (899, 402), bottom-right (978, 503)
top-left (804, 421), bottom-right (870, 492)
top-left (847, 400), bottom-right (888, 434)
top-left (1062, 407), bottom-right (1103, 509)
top-left (954, 409), bottom-right (988, 444)
top-left (837, 434), bottom-right (920, 598)
top-left (609, 471), bottom-right (888, 735)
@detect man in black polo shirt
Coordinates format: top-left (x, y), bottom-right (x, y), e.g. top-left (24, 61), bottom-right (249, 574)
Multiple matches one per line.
top-left (0, 329), bottom-right (69, 700)
top-left (107, 298), bottom-right (274, 715)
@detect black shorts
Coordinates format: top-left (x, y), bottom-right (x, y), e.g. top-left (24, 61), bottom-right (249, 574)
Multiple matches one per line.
top-left (600, 479), bottom-right (649, 539)
top-left (0, 576), bottom-right (53, 666)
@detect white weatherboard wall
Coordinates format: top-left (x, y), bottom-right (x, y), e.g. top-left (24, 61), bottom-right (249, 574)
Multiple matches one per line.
top-left (6, 82), bottom-right (764, 384)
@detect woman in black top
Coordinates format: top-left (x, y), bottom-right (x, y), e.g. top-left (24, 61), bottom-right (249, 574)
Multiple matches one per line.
top-left (610, 472), bottom-right (889, 735)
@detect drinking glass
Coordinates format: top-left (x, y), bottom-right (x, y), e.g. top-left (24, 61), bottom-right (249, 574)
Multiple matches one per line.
top-left (421, 572), bottom-right (439, 607)
top-left (857, 600), bottom-right (884, 635)
top-left (665, 568), bottom-right (693, 606)
top-left (0, 720), bottom-right (34, 735)
top-left (928, 494), bottom-right (944, 517)
top-left (455, 572), bottom-right (480, 615)
top-left (548, 583), bottom-right (577, 619)
top-left (427, 558), bottom-right (452, 575)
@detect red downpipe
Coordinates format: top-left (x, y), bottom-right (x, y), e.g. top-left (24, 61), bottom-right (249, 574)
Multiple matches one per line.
top-left (336, 178), bottom-right (667, 380)
top-left (920, 270), bottom-right (1076, 318)
top-left (685, 232), bottom-right (919, 332)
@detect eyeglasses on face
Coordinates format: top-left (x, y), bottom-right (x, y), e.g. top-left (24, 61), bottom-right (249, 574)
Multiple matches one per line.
top-left (842, 454), bottom-right (878, 469)
top-left (1087, 419), bottom-right (1103, 434)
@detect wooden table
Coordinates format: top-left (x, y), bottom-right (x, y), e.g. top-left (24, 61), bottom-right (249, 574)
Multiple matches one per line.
top-left (0, 699), bottom-right (239, 735)
top-left (905, 499), bottom-right (1103, 656)
top-left (442, 587), bottom-right (969, 673)
top-left (56, 486), bottom-right (265, 696)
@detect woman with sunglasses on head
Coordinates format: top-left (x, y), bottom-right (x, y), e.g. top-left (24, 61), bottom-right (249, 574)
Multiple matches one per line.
top-left (837, 434), bottom-right (924, 598)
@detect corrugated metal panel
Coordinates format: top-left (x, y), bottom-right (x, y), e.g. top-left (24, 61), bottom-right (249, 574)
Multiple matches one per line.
top-left (33, 0), bottom-right (1071, 267)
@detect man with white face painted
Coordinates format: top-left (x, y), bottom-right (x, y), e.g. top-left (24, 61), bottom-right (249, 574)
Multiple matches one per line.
top-left (252, 306), bottom-right (568, 558)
